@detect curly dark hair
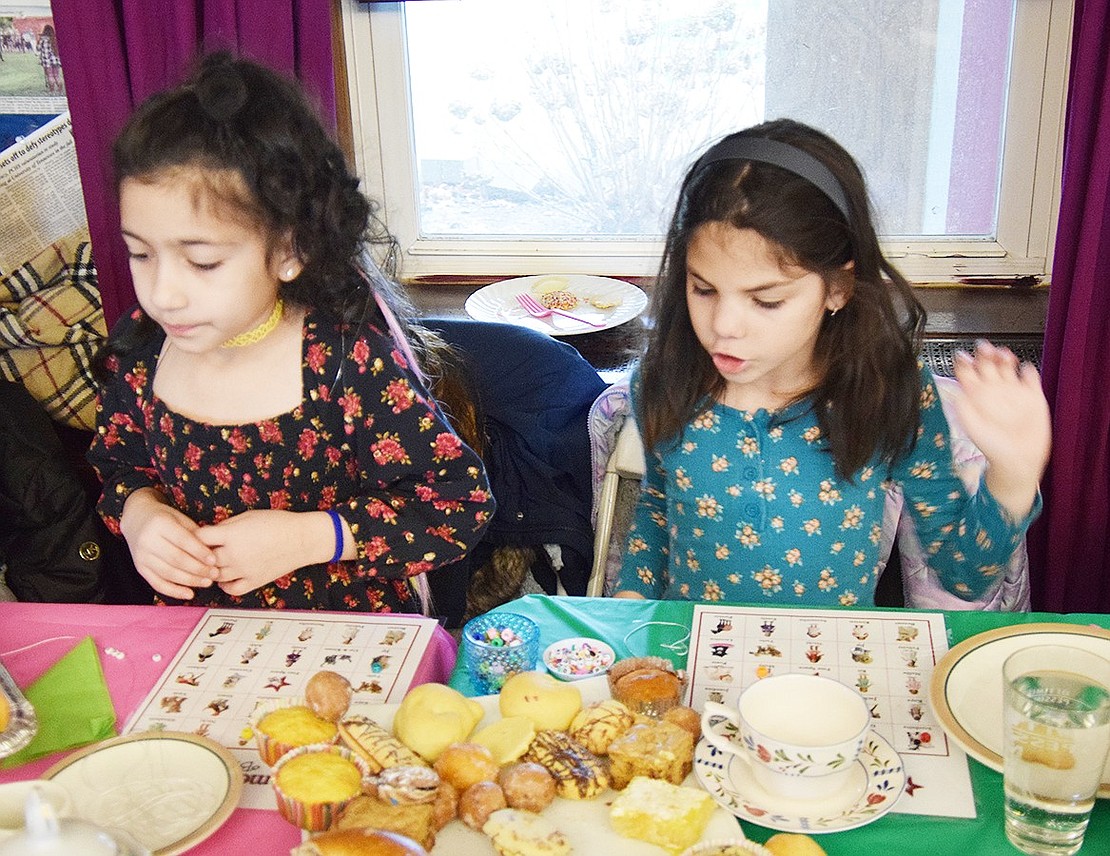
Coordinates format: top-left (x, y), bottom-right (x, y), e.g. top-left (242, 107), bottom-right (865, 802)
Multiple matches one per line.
top-left (640, 118), bottom-right (925, 479)
top-left (101, 50), bottom-right (407, 363)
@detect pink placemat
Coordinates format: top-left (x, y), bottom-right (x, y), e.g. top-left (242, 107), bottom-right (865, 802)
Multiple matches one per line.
top-left (0, 602), bottom-right (457, 853)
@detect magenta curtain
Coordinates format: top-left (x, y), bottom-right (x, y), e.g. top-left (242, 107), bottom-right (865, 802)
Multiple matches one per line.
top-left (1027, 0), bottom-right (1110, 612)
top-left (50, 0), bottom-right (336, 330)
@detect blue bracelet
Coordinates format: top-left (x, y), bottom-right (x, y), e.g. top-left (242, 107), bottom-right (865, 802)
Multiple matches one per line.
top-left (327, 509), bottom-right (344, 563)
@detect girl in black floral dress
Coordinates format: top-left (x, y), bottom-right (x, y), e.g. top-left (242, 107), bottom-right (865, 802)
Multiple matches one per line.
top-left (89, 53), bottom-right (495, 613)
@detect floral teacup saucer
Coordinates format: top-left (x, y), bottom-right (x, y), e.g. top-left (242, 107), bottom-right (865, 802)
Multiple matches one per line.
top-left (694, 718), bottom-right (905, 834)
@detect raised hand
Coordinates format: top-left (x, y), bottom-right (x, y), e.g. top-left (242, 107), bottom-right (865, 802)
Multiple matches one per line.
top-left (951, 340), bottom-right (1051, 520)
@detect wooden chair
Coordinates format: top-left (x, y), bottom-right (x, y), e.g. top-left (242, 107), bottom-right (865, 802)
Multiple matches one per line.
top-left (586, 379), bottom-right (644, 596)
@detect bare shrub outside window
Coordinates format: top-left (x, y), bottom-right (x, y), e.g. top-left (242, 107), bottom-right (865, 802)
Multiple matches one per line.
top-left (405, 0), bottom-right (1011, 241)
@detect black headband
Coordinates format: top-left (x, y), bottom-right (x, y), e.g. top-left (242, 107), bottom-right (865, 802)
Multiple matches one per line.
top-left (692, 136), bottom-right (851, 220)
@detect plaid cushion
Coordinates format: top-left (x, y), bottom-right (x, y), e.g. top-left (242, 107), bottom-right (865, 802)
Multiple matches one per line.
top-left (0, 230), bottom-right (107, 430)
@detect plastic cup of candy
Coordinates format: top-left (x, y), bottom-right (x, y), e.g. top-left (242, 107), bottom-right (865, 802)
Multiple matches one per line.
top-left (543, 637), bottom-right (616, 681)
top-left (462, 612), bottom-right (541, 695)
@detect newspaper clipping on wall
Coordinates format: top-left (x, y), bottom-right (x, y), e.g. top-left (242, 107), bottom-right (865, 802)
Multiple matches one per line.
top-left (0, 111), bottom-right (86, 276)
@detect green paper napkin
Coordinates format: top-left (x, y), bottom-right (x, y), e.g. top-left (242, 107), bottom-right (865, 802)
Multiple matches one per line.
top-left (1, 636), bottom-right (117, 768)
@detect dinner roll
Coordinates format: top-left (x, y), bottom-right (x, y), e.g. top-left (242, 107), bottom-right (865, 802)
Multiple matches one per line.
top-left (290, 828), bottom-right (429, 856)
top-left (763, 833), bottom-right (827, 856)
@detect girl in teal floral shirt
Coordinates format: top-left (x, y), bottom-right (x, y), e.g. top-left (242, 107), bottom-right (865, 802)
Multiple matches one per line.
top-left (614, 120), bottom-right (1050, 606)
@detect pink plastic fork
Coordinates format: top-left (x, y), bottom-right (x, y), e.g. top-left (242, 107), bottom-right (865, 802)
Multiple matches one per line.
top-left (515, 292), bottom-right (606, 327)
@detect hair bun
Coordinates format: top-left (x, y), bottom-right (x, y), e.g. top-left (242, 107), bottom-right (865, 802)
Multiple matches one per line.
top-left (194, 54), bottom-right (249, 122)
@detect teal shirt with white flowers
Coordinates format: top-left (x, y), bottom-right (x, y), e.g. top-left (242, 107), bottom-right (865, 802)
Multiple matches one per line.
top-left (615, 367), bottom-right (1037, 606)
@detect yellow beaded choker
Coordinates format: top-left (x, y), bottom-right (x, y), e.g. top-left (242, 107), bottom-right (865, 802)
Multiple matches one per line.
top-left (222, 298), bottom-right (284, 348)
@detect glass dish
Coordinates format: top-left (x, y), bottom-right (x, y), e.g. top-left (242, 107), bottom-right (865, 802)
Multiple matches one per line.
top-left (0, 662), bottom-right (37, 760)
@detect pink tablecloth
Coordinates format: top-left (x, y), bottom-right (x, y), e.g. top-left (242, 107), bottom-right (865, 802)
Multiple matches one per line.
top-left (0, 602), bottom-right (457, 853)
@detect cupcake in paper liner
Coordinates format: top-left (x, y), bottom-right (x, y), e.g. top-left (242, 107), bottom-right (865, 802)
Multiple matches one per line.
top-left (607, 655), bottom-right (687, 718)
top-left (250, 696), bottom-right (339, 768)
top-left (271, 742), bottom-right (369, 832)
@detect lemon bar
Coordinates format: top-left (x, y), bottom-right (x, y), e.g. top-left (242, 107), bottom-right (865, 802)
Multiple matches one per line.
top-left (610, 776), bottom-right (715, 853)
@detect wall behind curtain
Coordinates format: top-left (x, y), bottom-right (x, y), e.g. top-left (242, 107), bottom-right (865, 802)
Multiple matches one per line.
top-left (51, 0), bottom-right (336, 330)
top-left (1027, 0), bottom-right (1110, 612)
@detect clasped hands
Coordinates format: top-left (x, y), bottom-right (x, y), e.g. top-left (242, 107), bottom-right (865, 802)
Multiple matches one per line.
top-left (120, 494), bottom-right (333, 600)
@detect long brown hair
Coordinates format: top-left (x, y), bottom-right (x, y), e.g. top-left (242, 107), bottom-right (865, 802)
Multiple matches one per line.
top-left (639, 118), bottom-right (925, 479)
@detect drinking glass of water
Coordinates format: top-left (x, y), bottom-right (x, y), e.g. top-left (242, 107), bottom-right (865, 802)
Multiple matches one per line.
top-left (1003, 644), bottom-right (1110, 855)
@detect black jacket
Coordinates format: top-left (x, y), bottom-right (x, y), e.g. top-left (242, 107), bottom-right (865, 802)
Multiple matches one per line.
top-left (423, 318), bottom-right (608, 597)
top-left (0, 379), bottom-right (110, 602)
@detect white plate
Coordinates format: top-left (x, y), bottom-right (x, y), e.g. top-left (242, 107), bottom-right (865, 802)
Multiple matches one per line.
top-left (543, 637), bottom-right (616, 681)
top-left (337, 676), bottom-right (743, 854)
top-left (464, 274), bottom-right (648, 335)
top-left (43, 731), bottom-right (242, 855)
top-left (694, 719), bottom-right (904, 834)
top-left (929, 622), bottom-right (1110, 798)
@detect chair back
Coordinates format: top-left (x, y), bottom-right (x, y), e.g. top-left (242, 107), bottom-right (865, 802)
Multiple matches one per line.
top-left (587, 378), bottom-right (645, 595)
top-left (878, 373), bottom-right (1031, 611)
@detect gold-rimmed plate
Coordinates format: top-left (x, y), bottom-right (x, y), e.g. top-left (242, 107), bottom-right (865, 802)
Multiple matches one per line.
top-left (929, 622), bottom-right (1110, 798)
top-left (43, 731), bottom-right (242, 854)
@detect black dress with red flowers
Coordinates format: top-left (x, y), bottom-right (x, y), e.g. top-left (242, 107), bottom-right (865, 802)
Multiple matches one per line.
top-left (89, 307), bottom-right (495, 612)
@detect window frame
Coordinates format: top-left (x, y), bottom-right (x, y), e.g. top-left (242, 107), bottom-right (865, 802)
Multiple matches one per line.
top-left (339, 0), bottom-right (1071, 282)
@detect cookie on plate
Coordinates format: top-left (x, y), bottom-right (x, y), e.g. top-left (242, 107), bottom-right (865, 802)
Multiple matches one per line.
top-left (482, 808), bottom-right (570, 856)
top-left (522, 729), bottom-right (608, 799)
top-left (568, 698), bottom-right (636, 755)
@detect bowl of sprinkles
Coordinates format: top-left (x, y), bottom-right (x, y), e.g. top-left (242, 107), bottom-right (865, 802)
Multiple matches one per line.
top-left (462, 612), bottom-right (541, 694)
top-left (543, 637), bottom-right (616, 681)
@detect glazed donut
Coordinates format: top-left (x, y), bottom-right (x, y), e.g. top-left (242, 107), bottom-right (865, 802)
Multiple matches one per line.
top-left (304, 670), bottom-right (353, 722)
top-left (662, 705), bottom-right (702, 739)
top-left (430, 780), bottom-right (459, 831)
top-left (458, 780), bottom-right (507, 831)
top-left (432, 741), bottom-right (499, 792)
top-left (497, 762), bottom-right (556, 813)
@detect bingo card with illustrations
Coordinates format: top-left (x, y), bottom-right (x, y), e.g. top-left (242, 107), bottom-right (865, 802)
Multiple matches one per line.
top-left (686, 604), bottom-right (975, 819)
top-left (126, 609), bottom-right (439, 808)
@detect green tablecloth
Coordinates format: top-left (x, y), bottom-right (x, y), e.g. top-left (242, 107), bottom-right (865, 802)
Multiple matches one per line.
top-left (449, 594), bottom-right (1110, 855)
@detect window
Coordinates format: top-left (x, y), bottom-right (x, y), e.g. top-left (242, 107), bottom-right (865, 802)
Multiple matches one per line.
top-left (341, 0), bottom-right (1071, 281)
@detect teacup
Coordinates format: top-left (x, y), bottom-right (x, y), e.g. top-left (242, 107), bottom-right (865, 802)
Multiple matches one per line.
top-left (701, 673), bottom-right (870, 801)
